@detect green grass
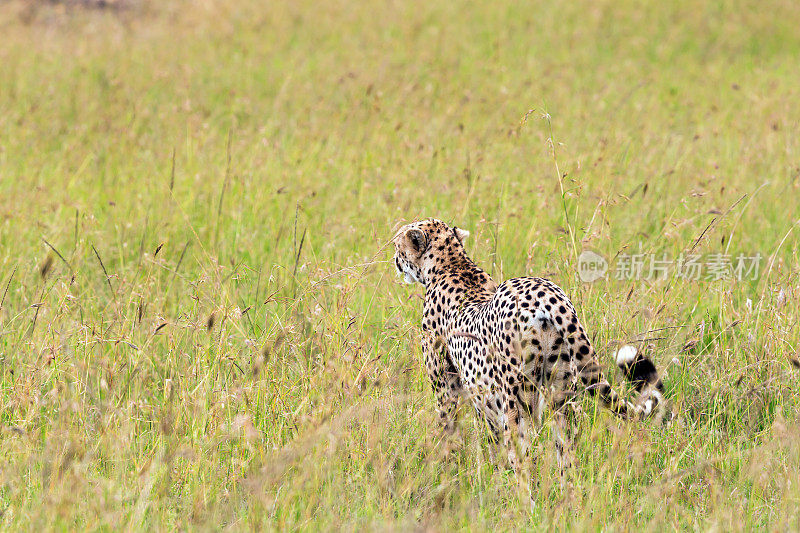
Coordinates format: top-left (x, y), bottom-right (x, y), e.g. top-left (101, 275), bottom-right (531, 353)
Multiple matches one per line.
top-left (1, 0), bottom-right (799, 529)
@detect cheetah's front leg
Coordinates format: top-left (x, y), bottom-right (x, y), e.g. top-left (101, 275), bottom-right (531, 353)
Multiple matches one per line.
top-left (422, 332), bottom-right (462, 436)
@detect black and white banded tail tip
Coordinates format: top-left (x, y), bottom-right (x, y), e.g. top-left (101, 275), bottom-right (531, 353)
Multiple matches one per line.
top-left (614, 345), bottom-right (661, 392)
top-left (613, 345), bottom-right (673, 422)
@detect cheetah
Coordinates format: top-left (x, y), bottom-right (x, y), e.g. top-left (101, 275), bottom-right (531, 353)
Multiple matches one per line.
top-left (392, 218), bottom-right (667, 471)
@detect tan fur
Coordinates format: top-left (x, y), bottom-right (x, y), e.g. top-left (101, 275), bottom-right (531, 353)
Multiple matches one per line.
top-left (393, 218), bottom-right (667, 472)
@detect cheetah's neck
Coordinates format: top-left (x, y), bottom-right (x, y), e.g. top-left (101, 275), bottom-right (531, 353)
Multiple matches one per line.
top-left (423, 252), bottom-right (498, 333)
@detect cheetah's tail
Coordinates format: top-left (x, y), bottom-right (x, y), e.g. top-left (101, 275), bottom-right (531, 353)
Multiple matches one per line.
top-left (613, 345), bottom-right (671, 422)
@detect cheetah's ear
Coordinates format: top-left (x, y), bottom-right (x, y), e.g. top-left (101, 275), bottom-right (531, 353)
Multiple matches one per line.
top-left (407, 229), bottom-right (428, 254)
top-left (454, 227), bottom-right (470, 244)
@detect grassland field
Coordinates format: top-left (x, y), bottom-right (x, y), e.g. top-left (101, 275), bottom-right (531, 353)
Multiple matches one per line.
top-left (1, 0), bottom-right (800, 530)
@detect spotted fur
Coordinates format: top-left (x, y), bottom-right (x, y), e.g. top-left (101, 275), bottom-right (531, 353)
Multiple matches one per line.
top-left (393, 218), bottom-right (667, 471)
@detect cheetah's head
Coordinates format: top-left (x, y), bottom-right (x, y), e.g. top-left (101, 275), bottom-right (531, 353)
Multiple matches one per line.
top-left (391, 219), bottom-right (470, 285)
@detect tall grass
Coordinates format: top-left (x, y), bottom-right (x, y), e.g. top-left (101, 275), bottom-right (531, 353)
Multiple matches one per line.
top-left (0, 0), bottom-right (799, 529)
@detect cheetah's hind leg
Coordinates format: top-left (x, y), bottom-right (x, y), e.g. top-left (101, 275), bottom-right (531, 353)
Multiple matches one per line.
top-left (551, 406), bottom-right (578, 488)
